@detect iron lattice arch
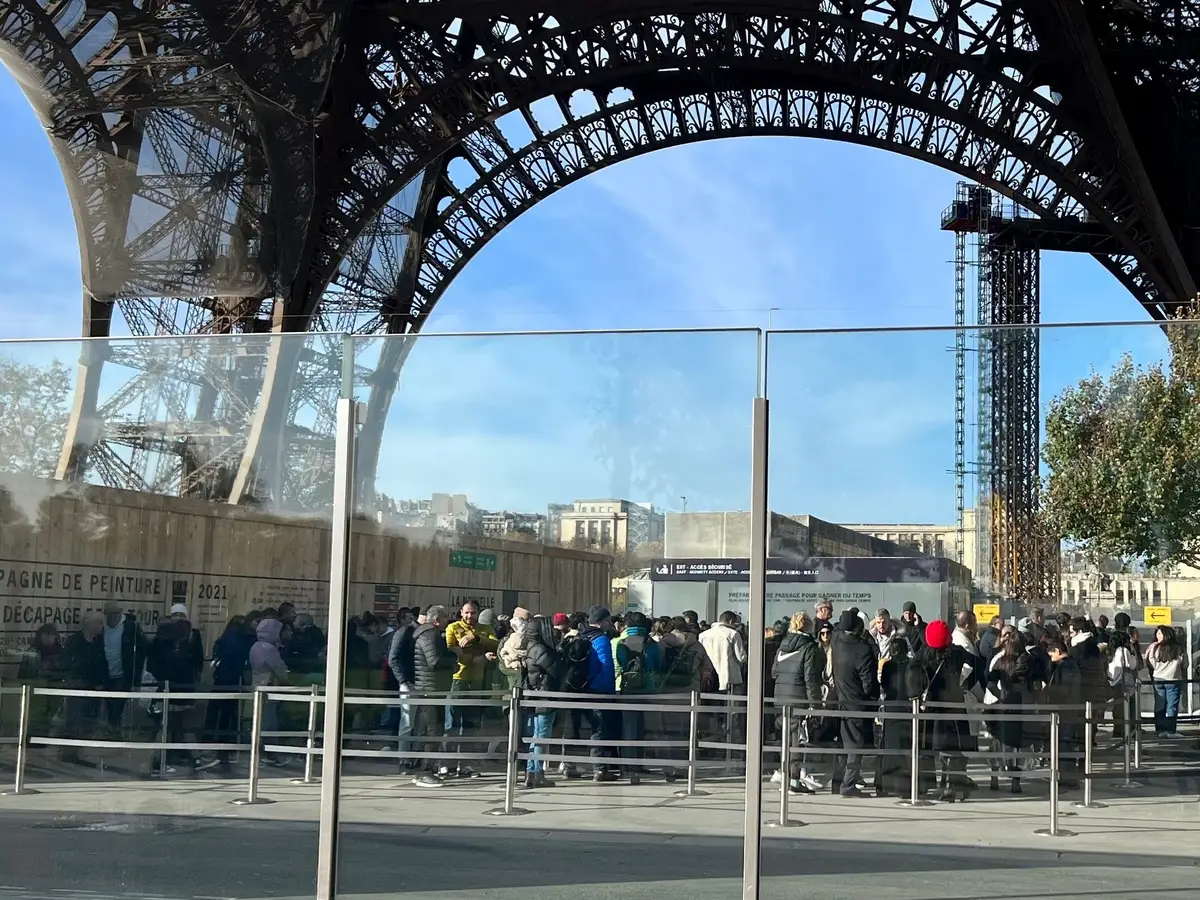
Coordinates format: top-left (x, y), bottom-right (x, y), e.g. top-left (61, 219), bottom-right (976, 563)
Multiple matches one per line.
top-left (1, 0), bottom-right (1198, 513)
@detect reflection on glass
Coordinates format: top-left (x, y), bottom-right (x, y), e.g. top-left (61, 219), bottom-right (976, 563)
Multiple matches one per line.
top-left (758, 322), bottom-right (1200, 900)
top-left (0, 334), bottom-right (333, 898)
top-left (336, 329), bottom-right (761, 896)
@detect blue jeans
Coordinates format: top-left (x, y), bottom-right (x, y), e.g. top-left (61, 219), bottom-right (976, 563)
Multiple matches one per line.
top-left (1154, 682), bottom-right (1181, 734)
top-left (396, 686), bottom-right (414, 765)
top-left (524, 710), bottom-right (556, 774)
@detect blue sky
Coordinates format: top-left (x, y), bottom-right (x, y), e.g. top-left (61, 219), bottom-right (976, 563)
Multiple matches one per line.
top-left (0, 70), bottom-right (1170, 525)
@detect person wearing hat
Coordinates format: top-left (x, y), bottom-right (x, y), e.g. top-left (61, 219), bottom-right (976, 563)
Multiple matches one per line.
top-left (899, 601), bottom-right (926, 651)
top-left (100, 600), bottom-right (148, 730)
top-left (906, 619), bottom-right (979, 801)
top-left (829, 610), bottom-right (879, 797)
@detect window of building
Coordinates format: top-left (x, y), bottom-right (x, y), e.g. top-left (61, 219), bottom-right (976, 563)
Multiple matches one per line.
top-left (1115, 588), bottom-right (1124, 603)
top-left (1067, 589), bottom-right (1075, 604)
top-left (1141, 587), bottom-right (1149, 601)
top-left (1152, 588), bottom-right (1162, 602)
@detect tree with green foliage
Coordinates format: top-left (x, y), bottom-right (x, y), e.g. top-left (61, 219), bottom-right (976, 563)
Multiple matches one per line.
top-left (1042, 311), bottom-right (1200, 569)
top-left (0, 357), bottom-right (71, 478)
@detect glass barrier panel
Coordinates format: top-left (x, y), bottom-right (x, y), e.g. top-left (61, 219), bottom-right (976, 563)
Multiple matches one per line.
top-left (0, 332), bottom-right (339, 898)
top-left (759, 321), bottom-right (1200, 898)
top-left (337, 329), bottom-right (760, 897)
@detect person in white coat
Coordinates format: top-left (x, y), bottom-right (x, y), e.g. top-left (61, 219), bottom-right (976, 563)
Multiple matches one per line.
top-left (700, 611), bottom-right (747, 692)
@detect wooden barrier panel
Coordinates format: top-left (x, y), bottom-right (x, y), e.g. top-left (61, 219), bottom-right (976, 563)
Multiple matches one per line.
top-left (0, 477), bottom-right (610, 660)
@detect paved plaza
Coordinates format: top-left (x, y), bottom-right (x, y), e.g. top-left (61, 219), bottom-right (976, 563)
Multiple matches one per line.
top-left (0, 769), bottom-right (1197, 900)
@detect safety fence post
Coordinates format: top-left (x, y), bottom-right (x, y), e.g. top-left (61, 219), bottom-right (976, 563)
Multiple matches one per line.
top-left (2, 684), bottom-right (40, 796)
top-left (1113, 694), bottom-right (1144, 789)
top-left (1072, 701), bottom-right (1107, 809)
top-left (232, 688), bottom-right (274, 806)
top-left (484, 686), bottom-right (532, 817)
top-left (674, 689), bottom-right (710, 798)
top-left (154, 680), bottom-right (170, 779)
top-left (766, 704), bottom-right (805, 828)
top-left (1035, 712), bottom-right (1075, 837)
top-left (291, 684), bottom-right (321, 785)
top-left (896, 698), bottom-right (933, 808)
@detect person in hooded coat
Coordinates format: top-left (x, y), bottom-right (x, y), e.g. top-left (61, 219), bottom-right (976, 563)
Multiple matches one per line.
top-left (521, 616), bottom-right (564, 788)
top-left (249, 618), bottom-right (290, 767)
top-left (772, 612), bottom-right (826, 793)
top-left (906, 619), bottom-right (980, 802)
top-left (875, 634), bottom-right (913, 797)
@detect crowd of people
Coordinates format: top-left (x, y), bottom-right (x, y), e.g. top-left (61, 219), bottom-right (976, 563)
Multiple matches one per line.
top-left (9, 597), bottom-right (1195, 795)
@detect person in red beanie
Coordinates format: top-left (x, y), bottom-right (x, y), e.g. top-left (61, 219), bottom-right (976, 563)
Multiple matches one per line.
top-left (924, 620), bottom-right (952, 650)
top-left (551, 613), bottom-right (571, 639)
top-left (906, 617), bottom-right (981, 802)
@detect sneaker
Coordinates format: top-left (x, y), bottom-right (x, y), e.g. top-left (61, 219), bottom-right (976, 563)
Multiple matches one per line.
top-left (193, 757), bottom-right (221, 772)
top-left (457, 766), bottom-right (482, 779)
top-left (840, 787), bottom-right (869, 799)
top-left (799, 773), bottom-right (824, 792)
top-left (770, 769), bottom-right (783, 784)
top-left (437, 766), bottom-right (452, 779)
top-left (593, 771), bottom-right (619, 783)
top-left (413, 773), bottom-right (444, 788)
top-left (788, 779), bottom-right (814, 794)
top-left (153, 765), bottom-right (178, 776)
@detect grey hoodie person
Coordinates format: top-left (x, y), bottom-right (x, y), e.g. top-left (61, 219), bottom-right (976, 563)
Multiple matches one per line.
top-left (249, 618), bottom-right (289, 686)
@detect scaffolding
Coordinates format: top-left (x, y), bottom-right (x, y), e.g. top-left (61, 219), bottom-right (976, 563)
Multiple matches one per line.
top-left (941, 185), bottom-right (1060, 602)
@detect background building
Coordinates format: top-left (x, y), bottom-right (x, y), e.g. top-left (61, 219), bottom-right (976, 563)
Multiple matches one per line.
top-left (481, 510), bottom-right (546, 540)
top-left (841, 509), bottom-right (979, 570)
top-left (557, 499), bottom-right (664, 552)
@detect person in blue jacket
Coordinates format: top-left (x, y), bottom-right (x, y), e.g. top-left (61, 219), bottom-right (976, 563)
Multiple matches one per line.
top-left (575, 606), bottom-right (619, 782)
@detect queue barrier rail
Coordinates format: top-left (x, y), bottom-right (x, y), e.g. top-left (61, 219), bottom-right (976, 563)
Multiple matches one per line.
top-left (0, 682), bottom-right (1175, 825)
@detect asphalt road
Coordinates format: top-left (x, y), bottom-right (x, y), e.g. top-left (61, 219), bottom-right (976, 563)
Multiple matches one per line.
top-left (0, 811), bottom-right (1196, 900)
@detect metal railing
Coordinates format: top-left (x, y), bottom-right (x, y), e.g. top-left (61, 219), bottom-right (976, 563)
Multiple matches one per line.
top-left (0, 681), bottom-right (1180, 835)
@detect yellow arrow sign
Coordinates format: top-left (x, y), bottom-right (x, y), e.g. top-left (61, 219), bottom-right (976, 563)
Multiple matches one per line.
top-left (973, 603), bottom-right (1000, 624)
top-left (1145, 606), bottom-right (1173, 626)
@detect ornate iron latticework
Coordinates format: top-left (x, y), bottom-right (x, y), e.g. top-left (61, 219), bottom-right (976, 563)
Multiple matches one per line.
top-left (1, 1), bottom-right (1198, 511)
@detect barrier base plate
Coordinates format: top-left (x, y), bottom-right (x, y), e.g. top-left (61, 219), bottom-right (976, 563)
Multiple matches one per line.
top-left (1071, 800), bottom-right (1108, 809)
top-left (289, 778), bottom-right (320, 786)
top-left (895, 798), bottom-right (935, 808)
top-left (483, 806), bottom-right (533, 817)
top-left (0, 788), bottom-right (40, 796)
top-left (1034, 827), bottom-right (1077, 838)
top-left (765, 818), bottom-right (806, 828)
top-left (231, 797), bottom-right (275, 806)
top-left (673, 789), bottom-right (711, 797)
top-left (1110, 780), bottom-right (1144, 789)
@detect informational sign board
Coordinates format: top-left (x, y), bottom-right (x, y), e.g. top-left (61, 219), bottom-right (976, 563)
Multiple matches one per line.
top-left (1144, 605), bottom-right (1173, 626)
top-left (973, 603), bottom-right (1001, 623)
top-left (449, 550), bottom-right (497, 571)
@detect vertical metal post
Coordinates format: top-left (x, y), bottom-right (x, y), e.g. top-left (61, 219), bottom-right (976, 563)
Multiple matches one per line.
top-left (742, 395), bottom-right (769, 900)
top-left (292, 684), bottom-right (320, 785)
top-left (1132, 689), bottom-right (1143, 770)
top-left (316, 387), bottom-right (357, 900)
top-left (1036, 712), bottom-right (1075, 837)
top-left (1073, 701), bottom-right (1106, 809)
top-left (232, 688), bottom-right (273, 805)
top-left (1115, 693), bottom-right (1144, 788)
top-left (766, 704), bottom-right (804, 827)
top-left (897, 697), bottom-right (933, 807)
top-left (675, 689), bottom-right (710, 798)
top-left (485, 686), bottom-right (532, 817)
top-left (2, 685), bottom-right (40, 796)
top-left (157, 681), bottom-right (170, 778)
top-left (1187, 620), bottom-right (1194, 720)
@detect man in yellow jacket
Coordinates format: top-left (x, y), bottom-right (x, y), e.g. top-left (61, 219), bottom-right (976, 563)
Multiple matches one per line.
top-left (442, 600), bottom-right (498, 778)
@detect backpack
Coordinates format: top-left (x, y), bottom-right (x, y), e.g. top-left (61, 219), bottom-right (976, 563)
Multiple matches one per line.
top-left (619, 640), bottom-right (649, 693)
top-left (661, 644), bottom-right (692, 691)
top-left (558, 635), bottom-right (593, 692)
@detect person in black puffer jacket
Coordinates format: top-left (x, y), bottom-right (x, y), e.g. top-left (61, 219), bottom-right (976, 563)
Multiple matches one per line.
top-left (1067, 617), bottom-right (1108, 708)
top-left (521, 616), bottom-right (565, 788)
top-left (772, 612), bottom-right (826, 793)
top-left (831, 611), bottom-right (880, 798)
top-left (410, 605), bottom-right (458, 787)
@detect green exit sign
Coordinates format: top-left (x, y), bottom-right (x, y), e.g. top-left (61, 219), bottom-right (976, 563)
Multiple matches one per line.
top-left (450, 550), bottom-right (497, 571)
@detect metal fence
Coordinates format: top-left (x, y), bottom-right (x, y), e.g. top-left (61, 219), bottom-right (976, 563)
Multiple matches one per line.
top-left (0, 680), bottom-right (1179, 838)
